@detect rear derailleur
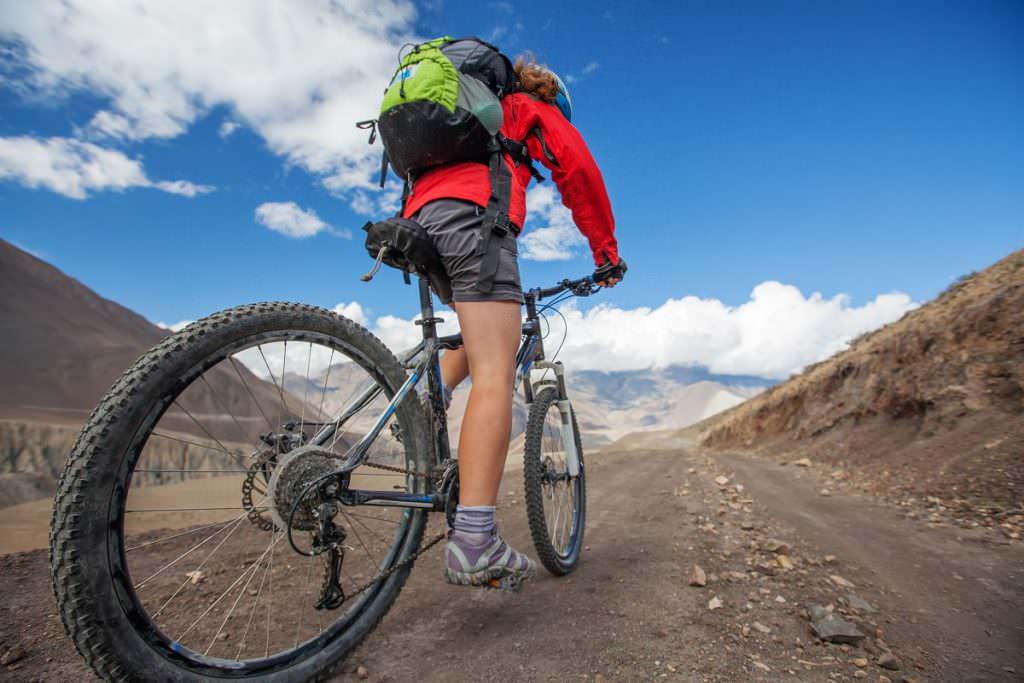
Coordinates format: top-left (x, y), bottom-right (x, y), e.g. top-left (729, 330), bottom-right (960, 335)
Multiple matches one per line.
top-left (312, 498), bottom-right (348, 611)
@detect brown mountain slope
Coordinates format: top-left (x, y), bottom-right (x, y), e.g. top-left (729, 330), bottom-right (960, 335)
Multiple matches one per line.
top-left (0, 240), bottom-right (301, 506)
top-left (693, 248), bottom-right (1023, 513)
top-left (0, 239), bottom-right (168, 421)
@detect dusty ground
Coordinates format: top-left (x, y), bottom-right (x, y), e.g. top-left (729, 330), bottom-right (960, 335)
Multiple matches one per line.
top-left (1, 446), bottom-right (1022, 682)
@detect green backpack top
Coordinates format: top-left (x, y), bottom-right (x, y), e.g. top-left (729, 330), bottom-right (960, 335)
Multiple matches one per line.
top-left (367, 37), bottom-right (518, 183)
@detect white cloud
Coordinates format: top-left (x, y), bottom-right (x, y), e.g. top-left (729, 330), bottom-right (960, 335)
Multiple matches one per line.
top-left (332, 301), bottom-right (369, 327)
top-left (152, 180), bottom-right (215, 197)
top-left (538, 284), bottom-right (916, 379)
top-left (230, 283), bottom-right (915, 382)
top-left (156, 319), bottom-right (194, 332)
top-left (519, 184), bottom-right (587, 261)
top-left (0, 135), bottom-right (213, 199)
top-left (218, 120), bottom-right (241, 138)
top-left (255, 201), bottom-right (347, 239)
top-left (1, 1), bottom-right (418, 208)
top-left (582, 62), bottom-right (600, 75)
top-left (348, 183), bottom-right (403, 217)
top-left (86, 111), bottom-right (135, 138)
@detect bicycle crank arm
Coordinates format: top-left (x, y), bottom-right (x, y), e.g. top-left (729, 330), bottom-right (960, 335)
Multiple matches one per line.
top-left (340, 489), bottom-right (444, 510)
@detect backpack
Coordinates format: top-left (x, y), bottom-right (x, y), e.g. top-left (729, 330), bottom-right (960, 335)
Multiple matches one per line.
top-left (375, 36), bottom-right (516, 182)
top-left (357, 36), bottom-right (538, 295)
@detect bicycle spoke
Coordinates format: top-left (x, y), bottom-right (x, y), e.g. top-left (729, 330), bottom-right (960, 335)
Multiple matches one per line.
top-left (134, 512), bottom-right (249, 590)
top-left (258, 344), bottom-right (292, 419)
top-left (196, 534), bottom-right (282, 651)
top-left (317, 348), bottom-right (335, 421)
top-left (126, 517), bottom-right (242, 552)
top-left (236, 531), bottom-right (276, 660)
top-left (171, 400), bottom-right (246, 466)
top-left (150, 430), bottom-right (244, 460)
top-left (199, 373), bottom-right (252, 445)
top-left (229, 356), bottom-right (274, 432)
top-left (339, 509), bottom-right (383, 571)
top-left (150, 514), bottom-right (249, 618)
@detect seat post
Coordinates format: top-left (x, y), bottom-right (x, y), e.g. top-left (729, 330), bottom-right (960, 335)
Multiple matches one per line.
top-left (417, 276), bottom-right (437, 341)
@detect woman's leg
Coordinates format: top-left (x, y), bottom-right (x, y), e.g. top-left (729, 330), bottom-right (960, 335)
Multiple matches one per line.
top-left (443, 299), bottom-right (535, 588)
top-left (439, 346), bottom-right (469, 394)
top-left (453, 300), bottom-right (521, 505)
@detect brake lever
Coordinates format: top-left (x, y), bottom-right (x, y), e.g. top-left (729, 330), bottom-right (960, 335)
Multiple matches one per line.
top-left (571, 280), bottom-right (599, 297)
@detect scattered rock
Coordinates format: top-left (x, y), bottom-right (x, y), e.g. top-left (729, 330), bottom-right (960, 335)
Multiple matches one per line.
top-left (794, 458), bottom-right (812, 467)
top-left (776, 555), bottom-right (794, 570)
top-left (852, 657), bottom-right (868, 667)
top-left (847, 593), bottom-right (877, 614)
top-left (740, 520), bottom-right (755, 530)
top-left (763, 538), bottom-right (792, 554)
top-left (877, 652), bottom-right (901, 670)
top-left (593, 675), bottom-right (607, 683)
top-left (185, 570), bottom-right (206, 585)
top-left (754, 562), bottom-right (778, 576)
top-left (751, 621), bottom-right (771, 634)
top-left (853, 670), bottom-right (867, 679)
top-left (752, 661), bottom-right (771, 672)
top-left (714, 475), bottom-right (730, 486)
top-left (1, 646), bottom-right (26, 666)
top-left (356, 665), bottom-right (369, 679)
top-left (824, 554), bottom-right (837, 564)
top-left (808, 605), bottom-right (866, 645)
top-left (708, 596), bottom-right (723, 610)
top-left (829, 574), bottom-right (856, 588)
top-left (688, 565), bottom-right (707, 587)
top-left (820, 488), bottom-right (832, 497)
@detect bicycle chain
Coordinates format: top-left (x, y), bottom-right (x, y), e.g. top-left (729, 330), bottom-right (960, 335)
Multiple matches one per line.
top-left (318, 459), bottom-right (446, 608)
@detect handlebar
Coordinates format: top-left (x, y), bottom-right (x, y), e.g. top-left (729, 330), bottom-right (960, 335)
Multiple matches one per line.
top-left (531, 273), bottom-right (600, 301)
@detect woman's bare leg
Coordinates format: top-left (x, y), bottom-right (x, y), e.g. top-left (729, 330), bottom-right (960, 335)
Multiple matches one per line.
top-left (439, 347), bottom-right (469, 390)
top-left (453, 300), bottom-right (521, 505)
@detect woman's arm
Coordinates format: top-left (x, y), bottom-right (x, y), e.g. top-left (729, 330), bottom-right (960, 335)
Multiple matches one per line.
top-left (517, 98), bottom-right (621, 267)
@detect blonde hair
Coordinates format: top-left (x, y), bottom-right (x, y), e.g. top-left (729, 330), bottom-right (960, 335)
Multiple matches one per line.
top-left (514, 54), bottom-right (559, 104)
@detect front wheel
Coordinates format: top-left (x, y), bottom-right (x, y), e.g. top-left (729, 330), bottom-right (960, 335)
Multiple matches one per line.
top-left (523, 386), bottom-right (586, 576)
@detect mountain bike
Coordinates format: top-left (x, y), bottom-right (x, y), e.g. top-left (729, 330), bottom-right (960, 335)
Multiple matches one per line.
top-left (49, 263), bottom-right (604, 681)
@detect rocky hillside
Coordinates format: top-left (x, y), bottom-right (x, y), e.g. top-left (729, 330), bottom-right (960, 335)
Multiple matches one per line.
top-left (696, 249), bottom-right (1023, 514)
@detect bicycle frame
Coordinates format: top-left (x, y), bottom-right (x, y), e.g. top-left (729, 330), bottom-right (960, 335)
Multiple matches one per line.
top-left (307, 275), bottom-right (587, 512)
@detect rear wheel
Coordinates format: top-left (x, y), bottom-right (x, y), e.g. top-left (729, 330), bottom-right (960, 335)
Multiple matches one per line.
top-left (522, 386), bottom-right (586, 576)
top-left (49, 302), bottom-right (431, 681)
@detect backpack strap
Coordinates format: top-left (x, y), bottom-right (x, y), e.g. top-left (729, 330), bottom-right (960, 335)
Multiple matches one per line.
top-left (500, 135), bottom-right (545, 182)
top-left (475, 144), bottom-right (516, 293)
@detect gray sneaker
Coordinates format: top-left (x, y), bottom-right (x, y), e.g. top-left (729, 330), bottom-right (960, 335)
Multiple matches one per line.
top-left (444, 530), bottom-right (537, 591)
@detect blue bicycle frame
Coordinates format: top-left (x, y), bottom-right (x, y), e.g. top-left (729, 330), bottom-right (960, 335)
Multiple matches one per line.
top-left (307, 272), bottom-right (596, 511)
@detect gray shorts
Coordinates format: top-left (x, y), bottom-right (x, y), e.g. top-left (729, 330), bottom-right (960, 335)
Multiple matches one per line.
top-left (413, 199), bottom-right (524, 304)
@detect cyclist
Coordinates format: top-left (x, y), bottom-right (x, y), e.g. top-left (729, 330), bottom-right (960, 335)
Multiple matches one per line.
top-left (402, 56), bottom-right (626, 589)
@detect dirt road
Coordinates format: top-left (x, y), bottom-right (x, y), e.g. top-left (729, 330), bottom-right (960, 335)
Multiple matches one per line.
top-left (1, 447), bottom-right (1021, 681)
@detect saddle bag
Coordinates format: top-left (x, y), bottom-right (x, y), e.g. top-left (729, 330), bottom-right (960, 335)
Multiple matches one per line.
top-left (362, 218), bottom-right (452, 302)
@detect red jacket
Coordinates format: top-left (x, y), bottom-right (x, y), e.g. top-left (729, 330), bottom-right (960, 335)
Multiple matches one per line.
top-left (402, 92), bottom-right (619, 267)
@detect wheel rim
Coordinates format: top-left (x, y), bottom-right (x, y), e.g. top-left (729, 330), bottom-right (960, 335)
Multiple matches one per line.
top-left (539, 403), bottom-right (581, 559)
top-left (110, 329), bottom-right (422, 673)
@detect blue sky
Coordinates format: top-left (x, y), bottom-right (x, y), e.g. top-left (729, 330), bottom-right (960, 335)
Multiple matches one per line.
top-left (1, 1), bottom-right (1021, 376)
